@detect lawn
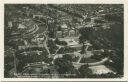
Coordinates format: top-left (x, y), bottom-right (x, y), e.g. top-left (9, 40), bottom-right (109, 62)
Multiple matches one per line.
top-left (80, 57), bottom-right (99, 63)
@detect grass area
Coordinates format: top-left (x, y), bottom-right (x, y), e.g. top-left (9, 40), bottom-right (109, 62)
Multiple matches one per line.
top-left (80, 57), bottom-right (99, 63)
top-left (34, 23), bottom-right (46, 34)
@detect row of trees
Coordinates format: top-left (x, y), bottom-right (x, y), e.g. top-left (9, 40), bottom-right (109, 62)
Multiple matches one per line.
top-left (54, 54), bottom-right (75, 76)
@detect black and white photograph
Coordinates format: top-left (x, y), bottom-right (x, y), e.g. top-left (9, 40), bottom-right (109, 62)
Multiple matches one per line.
top-left (4, 4), bottom-right (124, 78)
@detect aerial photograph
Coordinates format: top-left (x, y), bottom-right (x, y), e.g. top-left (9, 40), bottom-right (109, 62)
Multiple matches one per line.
top-left (4, 4), bottom-right (123, 78)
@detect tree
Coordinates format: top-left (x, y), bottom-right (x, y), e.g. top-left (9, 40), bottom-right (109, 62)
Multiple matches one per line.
top-left (54, 58), bottom-right (74, 74)
top-left (63, 54), bottom-right (73, 62)
top-left (78, 64), bottom-right (92, 78)
top-left (54, 38), bottom-right (67, 46)
top-left (87, 72), bottom-right (121, 78)
top-left (79, 27), bottom-right (94, 53)
top-left (48, 39), bottom-right (58, 54)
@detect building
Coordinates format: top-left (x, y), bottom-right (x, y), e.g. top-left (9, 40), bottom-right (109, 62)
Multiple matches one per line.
top-left (56, 24), bottom-right (79, 38)
top-left (18, 44), bottom-right (44, 50)
top-left (89, 65), bottom-right (116, 75)
top-left (61, 24), bottom-right (68, 37)
top-left (69, 29), bottom-right (76, 37)
top-left (56, 31), bottom-right (62, 38)
top-left (8, 21), bottom-right (13, 29)
top-left (33, 14), bottom-right (45, 19)
top-left (18, 24), bottom-right (26, 29)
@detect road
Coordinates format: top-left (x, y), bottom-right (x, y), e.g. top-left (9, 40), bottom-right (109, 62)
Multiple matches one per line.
top-left (73, 57), bottom-right (109, 69)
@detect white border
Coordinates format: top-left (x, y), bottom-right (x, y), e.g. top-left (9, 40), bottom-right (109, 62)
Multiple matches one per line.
top-left (0, 0), bottom-right (128, 81)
